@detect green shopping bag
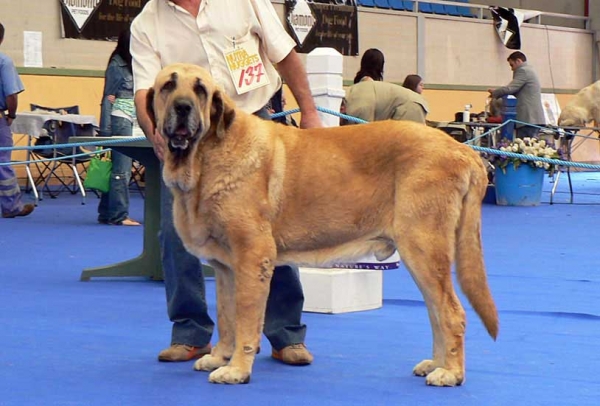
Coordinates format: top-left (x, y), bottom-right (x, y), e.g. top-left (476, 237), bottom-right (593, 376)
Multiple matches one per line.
top-left (84, 150), bottom-right (112, 193)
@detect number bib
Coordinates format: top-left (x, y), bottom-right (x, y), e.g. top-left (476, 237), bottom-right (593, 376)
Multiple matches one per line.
top-left (224, 41), bottom-right (270, 95)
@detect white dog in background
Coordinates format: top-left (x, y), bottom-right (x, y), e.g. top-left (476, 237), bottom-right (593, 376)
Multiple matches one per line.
top-left (558, 81), bottom-right (600, 127)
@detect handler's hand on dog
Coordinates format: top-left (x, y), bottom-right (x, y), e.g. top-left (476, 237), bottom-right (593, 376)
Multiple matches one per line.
top-left (151, 129), bottom-right (166, 161)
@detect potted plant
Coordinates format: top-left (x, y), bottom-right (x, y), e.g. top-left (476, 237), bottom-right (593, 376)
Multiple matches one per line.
top-left (487, 137), bottom-right (562, 206)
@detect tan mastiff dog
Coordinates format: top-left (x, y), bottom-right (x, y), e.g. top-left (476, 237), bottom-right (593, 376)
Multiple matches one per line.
top-left (558, 80), bottom-right (600, 127)
top-left (146, 63), bottom-right (499, 387)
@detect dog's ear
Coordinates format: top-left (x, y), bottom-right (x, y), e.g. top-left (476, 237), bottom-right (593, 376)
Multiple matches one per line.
top-left (146, 87), bottom-right (156, 128)
top-left (210, 90), bottom-right (236, 138)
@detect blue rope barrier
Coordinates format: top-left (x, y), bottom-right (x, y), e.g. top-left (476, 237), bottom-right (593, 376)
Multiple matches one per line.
top-left (472, 145), bottom-right (600, 170)
top-left (3, 109), bottom-right (600, 171)
top-left (271, 106), bottom-right (367, 124)
top-left (0, 135), bottom-right (147, 152)
top-left (0, 148), bottom-right (111, 167)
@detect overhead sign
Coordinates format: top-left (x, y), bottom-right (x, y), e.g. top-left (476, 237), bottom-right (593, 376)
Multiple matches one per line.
top-left (60, 0), bottom-right (102, 31)
top-left (285, 0), bottom-right (359, 56)
top-left (59, 0), bottom-right (150, 40)
top-left (287, 0), bottom-right (317, 46)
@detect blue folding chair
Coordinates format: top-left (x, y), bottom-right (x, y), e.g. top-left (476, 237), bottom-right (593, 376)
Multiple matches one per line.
top-left (403, 1), bottom-right (414, 11)
top-left (388, 0), bottom-right (407, 10)
top-left (28, 104), bottom-right (95, 201)
top-left (374, 0), bottom-right (391, 8)
top-left (357, 0), bottom-right (376, 7)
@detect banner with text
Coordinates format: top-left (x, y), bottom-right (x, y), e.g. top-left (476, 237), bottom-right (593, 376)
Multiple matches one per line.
top-left (59, 0), bottom-right (150, 40)
top-left (285, 0), bottom-right (359, 56)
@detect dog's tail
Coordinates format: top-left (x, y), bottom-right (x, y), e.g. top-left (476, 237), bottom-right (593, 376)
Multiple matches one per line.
top-left (455, 163), bottom-right (499, 340)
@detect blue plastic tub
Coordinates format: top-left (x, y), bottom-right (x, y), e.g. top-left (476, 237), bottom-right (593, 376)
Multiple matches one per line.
top-left (494, 165), bottom-right (544, 206)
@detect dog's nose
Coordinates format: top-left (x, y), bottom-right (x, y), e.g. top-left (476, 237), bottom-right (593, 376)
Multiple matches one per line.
top-left (174, 100), bottom-right (193, 117)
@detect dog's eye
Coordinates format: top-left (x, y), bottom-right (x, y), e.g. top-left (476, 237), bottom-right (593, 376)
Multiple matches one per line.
top-left (193, 78), bottom-right (207, 97)
top-left (161, 80), bottom-right (177, 93)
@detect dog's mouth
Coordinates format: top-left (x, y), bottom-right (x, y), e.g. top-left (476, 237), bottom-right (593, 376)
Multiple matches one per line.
top-left (169, 126), bottom-right (193, 150)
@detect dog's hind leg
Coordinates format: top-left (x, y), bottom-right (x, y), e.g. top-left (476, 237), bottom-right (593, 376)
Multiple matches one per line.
top-left (395, 203), bottom-right (466, 386)
top-left (208, 233), bottom-right (276, 384)
top-left (194, 261), bottom-right (234, 372)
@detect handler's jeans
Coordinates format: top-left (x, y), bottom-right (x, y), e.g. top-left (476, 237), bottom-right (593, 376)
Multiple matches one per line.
top-left (160, 107), bottom-right (307, 350)
top-left (0, 118), bottom-right (25, 215)
top-left (97, 116), bottom-right (133, 224)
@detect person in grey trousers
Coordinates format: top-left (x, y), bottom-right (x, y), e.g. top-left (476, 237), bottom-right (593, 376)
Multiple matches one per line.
top-left (489, 51), bottom-right (546, 138)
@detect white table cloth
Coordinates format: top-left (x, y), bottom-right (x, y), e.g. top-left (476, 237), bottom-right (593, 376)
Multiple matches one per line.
top-left (11, 112), bottom-right (98, 138)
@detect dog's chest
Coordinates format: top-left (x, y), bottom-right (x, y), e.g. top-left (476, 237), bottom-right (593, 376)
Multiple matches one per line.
top-left (172, 191), bottom-right (229, 251)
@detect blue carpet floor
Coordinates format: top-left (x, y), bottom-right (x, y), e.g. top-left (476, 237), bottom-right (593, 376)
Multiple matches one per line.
top-left (1, 173), bottom-right (599, 406)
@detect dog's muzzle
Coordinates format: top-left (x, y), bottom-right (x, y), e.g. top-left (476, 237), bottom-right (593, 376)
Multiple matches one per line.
top-left (164, 98), bottom-right (202, 150)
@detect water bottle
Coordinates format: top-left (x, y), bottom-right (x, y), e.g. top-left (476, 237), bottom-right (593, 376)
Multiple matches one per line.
top-left (462, 104), bottom-right (472, 122)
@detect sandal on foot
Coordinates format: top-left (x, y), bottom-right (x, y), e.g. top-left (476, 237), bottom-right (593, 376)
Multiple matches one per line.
top-left (119, 218), bottom-right (141, 226)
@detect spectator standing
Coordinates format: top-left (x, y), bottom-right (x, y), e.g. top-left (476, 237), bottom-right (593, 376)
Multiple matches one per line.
top-left (97, 28), bottom-right (140, 226)
top-left (0, 22), bottom-right (34, 219)
top-left (489, 51), bottom-right (545, 138)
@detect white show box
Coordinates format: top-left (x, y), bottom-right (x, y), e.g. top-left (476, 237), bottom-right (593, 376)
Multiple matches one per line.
top-left (299, 268), bottom-right (383, 314)
top-left (306, 47), bottom-right (345, 128)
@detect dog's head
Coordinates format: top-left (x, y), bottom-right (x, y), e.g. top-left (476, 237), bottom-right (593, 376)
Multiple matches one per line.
top-left (558, 105), bottom-right (587, 127)
top-left (488, 97), bottom-right (504, 118)
top-left (146, 63), bottom-right (236, 157)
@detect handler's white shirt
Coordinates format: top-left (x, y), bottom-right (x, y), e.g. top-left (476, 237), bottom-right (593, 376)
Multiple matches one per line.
top-left (131, 0), bottom-right (296, 114)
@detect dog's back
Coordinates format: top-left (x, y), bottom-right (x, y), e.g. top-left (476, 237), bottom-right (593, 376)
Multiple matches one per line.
top-left (270, 120), bottom-right (485, 260)
top-left (558, 80), bottom-right (600, 126)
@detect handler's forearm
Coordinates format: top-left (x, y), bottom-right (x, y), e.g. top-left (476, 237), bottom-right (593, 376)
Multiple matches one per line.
top-left (134, 90), bottom-right (155, 142)
top-left (277, 51), bottom-right (319, 119)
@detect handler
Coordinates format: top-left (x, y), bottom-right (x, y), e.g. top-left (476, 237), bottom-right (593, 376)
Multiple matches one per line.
top-left (131, 0), bottom-right (322, 364)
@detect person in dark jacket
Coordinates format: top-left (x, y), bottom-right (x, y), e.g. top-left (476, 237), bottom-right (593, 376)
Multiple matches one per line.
top-left (489, 51), bottom-right (545, 138)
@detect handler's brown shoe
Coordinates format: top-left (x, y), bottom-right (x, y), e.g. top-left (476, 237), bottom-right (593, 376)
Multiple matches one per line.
top-left (158, 344), bottom-right (212, 362)
top-left (272, 344), bottom-right (313, 365)
top-left (2, 203), bottom-right (35, 218)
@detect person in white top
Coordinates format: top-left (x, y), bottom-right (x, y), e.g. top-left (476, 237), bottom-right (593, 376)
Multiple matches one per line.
top-left (131, 0), bottom-right (321, 365)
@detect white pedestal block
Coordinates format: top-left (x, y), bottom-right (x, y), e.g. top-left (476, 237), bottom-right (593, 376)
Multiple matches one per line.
top-left (302, 48), bottom-right (384, 313)
top-left (308, 74), bottom-right (343, 90)
top-left (306, 47), bottom-right (345, 128)
top-left (306, 47), bottom-right (344, 75)
top-left (299, 268), bottom-right (383, 314)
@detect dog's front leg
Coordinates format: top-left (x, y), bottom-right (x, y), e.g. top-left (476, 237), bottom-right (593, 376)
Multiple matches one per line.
top-left (194, 261), bottom-right (235, 372)
top-left (208, 242), bottom-right (274, 384)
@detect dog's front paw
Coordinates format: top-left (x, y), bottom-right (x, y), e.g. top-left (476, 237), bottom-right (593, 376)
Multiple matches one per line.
top-left (194, 355), bottom-right (228, 372)
top-left (412, 359), bottom-right (438, 377)
top-left (208, 366), bottom-right (250, 384)
top-left (425, 367), bottom-right (463, 387)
